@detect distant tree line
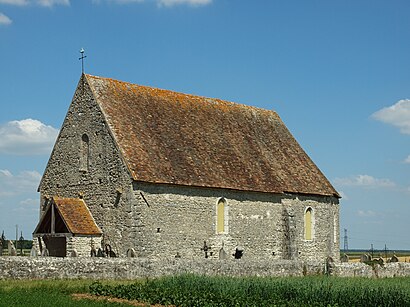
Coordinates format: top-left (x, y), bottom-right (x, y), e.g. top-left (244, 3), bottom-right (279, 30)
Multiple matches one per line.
top-left (1, 230), bottom-right (32, 250)
top-left (1, 231), bottom-right (5, 248)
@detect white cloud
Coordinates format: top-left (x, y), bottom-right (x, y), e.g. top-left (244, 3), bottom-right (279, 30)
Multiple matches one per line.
top-left (0, 0), bottom-right (68, 6)
top-left (92, 0), bottom-right (211, 6)
top-left (0, 170), bottom-right (40, 238)
top-left (104, 0), bottom-right (144, 3)
top-left (372, 99), bottom-right (410, 135)
top-left (334, 174), bottom-right (395, 188)
top-left (19, 198), bottom-right (38, 206)
top-left (0, 0), bottom-right (29, 5)
top-left (0, 12), bottom-right (12, 25)
top-left (337, 190), bottom-right (349, 200)
top-left (0, 1), bottom-right (69, 27)
top-left (404, 155), bottom-right (410, 164)
top-left (357, 210), bottom-right (378, 217)
top-left (35, 0), bottom-right (69, 6)
top-left (0, 169), bottom-right (41, 197)
top-left (157, 0), bottom-right (212, 7)
top-left (0, 119), bottom-right (59, 155)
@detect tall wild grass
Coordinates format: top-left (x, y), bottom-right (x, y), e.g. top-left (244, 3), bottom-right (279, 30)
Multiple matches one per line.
top-left (90, 274), bottom-right (410, 307)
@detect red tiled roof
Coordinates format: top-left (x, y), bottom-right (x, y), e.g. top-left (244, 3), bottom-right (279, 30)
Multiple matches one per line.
top-left (85, 74), bottom-right (339, 197)
top-left (53, 197), bottom-right (102, 235)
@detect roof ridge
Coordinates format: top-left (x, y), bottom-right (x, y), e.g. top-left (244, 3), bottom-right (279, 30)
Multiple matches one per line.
top-left (85, 74), bottom-right (279, 116)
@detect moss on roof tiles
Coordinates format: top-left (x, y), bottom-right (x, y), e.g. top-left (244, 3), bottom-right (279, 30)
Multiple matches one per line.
top-left (85, 74), bottom-right (339, 198)
top-left (53, 197), bottom-right (102, 235)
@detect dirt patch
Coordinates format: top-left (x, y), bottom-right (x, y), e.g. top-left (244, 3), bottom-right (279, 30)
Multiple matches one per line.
top-left (72, 293), bottom-right (175, 307)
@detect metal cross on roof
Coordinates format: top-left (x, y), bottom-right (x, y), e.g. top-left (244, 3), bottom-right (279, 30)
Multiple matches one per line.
top-left (79, 48), bottom-right (87, 73)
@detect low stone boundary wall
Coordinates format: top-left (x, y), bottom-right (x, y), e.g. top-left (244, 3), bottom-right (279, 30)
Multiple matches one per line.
top-left (334, 262), bottom-right (410, 278)
top-left (0, 257), bottom-right (409, 280)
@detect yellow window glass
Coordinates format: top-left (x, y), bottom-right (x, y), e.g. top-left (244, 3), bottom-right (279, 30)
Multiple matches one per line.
top-left (217, 199), bottom-right (225, 233)
top-left (305, 208), bottom-right (312, 240)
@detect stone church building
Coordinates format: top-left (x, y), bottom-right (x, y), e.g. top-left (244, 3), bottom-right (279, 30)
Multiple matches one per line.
top-left (33, 74), bottom-right (340, 260)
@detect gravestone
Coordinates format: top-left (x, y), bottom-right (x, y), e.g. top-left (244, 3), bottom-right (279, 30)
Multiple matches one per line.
top-left (374, 257), bottom-right (384, 266)
top-left (90, 239), bottom-right (97, 257)
top-left (8, 241), bottom-right (17, 256)
top-left (340, 253), bottom-right (349, 263)
top-left (389, 254), bottom-right (399, 263)
top-left (97, 248), bottom-right (105, 257)
top-left (90, 248), bottom-right (96, 257)
top-left (41, 248), bottom-right (49, 257)
top-left (127, 248), bottom-right (136, 258)
top-left (105, 244), bottom-right (116, 257)
top-left (30, 246), bottom-right (39, 257)
top-left (219, 247), bottom-right (227, 260)
top-left (360, 253), bottom-right (371, 263)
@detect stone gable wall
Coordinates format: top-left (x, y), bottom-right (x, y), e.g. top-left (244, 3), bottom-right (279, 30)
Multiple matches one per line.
top-left (38, 76), bottom-right (135, 256)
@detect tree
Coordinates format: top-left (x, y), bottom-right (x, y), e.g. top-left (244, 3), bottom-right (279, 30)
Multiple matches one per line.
top-left (1, 230), bottom-right (6, 247)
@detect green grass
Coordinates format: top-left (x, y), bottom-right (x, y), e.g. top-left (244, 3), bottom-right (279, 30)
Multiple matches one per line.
top-left (0, 279), bottom-right (132, 306)
top-left (90, 275), bottom-right (410, 307)
top-left (1, 275), bottom-right (410, 307)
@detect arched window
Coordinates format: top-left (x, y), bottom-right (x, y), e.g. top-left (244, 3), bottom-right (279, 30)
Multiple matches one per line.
top-left (80, 134), bottom-right (90, 171)
top-left (304, 207), bottom-right (313, 240)
top-left (216, 198), bottom-right (227, 234)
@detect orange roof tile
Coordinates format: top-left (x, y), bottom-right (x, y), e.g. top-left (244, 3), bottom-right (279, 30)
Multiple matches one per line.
top-left (53, 197), bottom-right (102, 235)
top-left (85, 74), bottom-right (339, 198)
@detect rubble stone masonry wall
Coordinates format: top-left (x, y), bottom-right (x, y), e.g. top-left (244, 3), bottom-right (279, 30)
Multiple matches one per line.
top-left (132, 182), bottom-right (339, 262)
top-left (38, 77), bottom-right (135, 256)
top-left (0, 257), bottom-right (409, 280)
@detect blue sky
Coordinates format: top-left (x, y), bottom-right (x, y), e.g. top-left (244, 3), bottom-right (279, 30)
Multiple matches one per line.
top-left (1, 0), bottom-right (409, 250)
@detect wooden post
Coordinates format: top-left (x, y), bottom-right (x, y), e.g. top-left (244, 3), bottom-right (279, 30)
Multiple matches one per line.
top-left (51, 204), bottom-right (55, 234)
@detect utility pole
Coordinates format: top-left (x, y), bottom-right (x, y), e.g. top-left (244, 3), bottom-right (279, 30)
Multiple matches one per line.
top-left (370, 244), bottom-right (374, 258)
top-left (19, 231), bottom-right (24, 256)
top-left (15, 224), bottom-right (18, 248)
top-left (343, 228), bottom-right (348, 252)
top-left (384, 244), bottom-right (388, 261)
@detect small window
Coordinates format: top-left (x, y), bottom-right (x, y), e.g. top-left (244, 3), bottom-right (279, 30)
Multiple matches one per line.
top-left (304, 207), bottom-right (313, 241)
top-left (216, 198), bottom-right (227, 234)
top-left (114, 189), bottom-right (122, 207)
top-left (80, 134), bottom-right (90, 171)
